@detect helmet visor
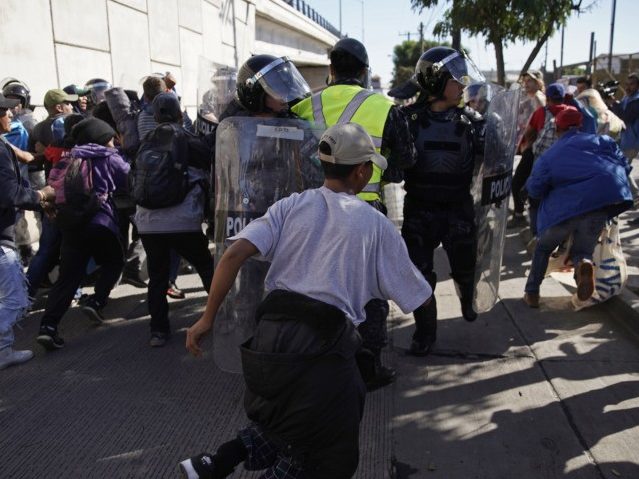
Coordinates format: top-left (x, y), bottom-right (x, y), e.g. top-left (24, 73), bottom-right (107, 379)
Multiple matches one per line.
top-left (433, 51), bottom-right (485, 86)
top-left (249, 57), bottom-right (311, 104)
top-left (86, 81), bottom-right (112, 103)
top-left (198, 62), bottom-right (237, 123)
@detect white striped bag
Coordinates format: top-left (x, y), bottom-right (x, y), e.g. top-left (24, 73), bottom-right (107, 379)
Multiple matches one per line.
top-left (572, 218), bottom-right (628, 310)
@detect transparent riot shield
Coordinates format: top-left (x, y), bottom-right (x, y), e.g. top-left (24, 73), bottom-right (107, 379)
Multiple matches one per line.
top-left (470, 85), bottom-right (521, 313)
top-left (212, 117), bottom-right (324, 372)
top-left (196, 58), bottom-right (237, 136)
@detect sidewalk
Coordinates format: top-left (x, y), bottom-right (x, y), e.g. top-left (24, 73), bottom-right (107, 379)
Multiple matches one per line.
top-left (1, 212), bottom-right (638, 477)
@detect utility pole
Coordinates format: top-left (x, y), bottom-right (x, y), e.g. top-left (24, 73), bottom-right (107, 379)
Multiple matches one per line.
top-left (544, 40), bottom-right (549, 72)
top-left (608, 0), bottom-right (617, 74)
top-left (587, 32), bottom-right (595, 75)
top-left (361, 0), bottom-right (365, 44)
top-left (560, 24), bottom-right (565, 78)
top-left (418, 21), bottom-right (424, 52)
top-left (399, 31), bottom-right (412, 41)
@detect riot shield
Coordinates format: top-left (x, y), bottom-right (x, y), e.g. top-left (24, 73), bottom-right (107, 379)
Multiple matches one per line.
top-left (470, 85), bottom-right (521, 313)
top-left (196, 58), bottom-right (237, 136)
top-left (212, 117), bottom-right (324, 372)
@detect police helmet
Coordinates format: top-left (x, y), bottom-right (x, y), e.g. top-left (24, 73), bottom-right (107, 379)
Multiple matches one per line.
top-left (84, 78), bottom-right (112, 104)
top-left (2, 80), bottom-right (31, 109)
top-left (63, 84), bottom-right (90, 97)
top-left (416, 47), bottom-right (485, 98)
top-left (236, 55), bottom-right (310, 113)
top-left (331, 38), bottom-right (369, 67)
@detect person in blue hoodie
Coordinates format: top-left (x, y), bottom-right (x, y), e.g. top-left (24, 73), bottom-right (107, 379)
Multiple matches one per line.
top-left (523, 107), bottom-right (633, 308)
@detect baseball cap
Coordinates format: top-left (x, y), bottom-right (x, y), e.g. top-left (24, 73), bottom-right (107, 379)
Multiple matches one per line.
top-left (319, 123), bottom-right (387, 170)
top-left (44, 89), bottom-right (79, 109)
top-left (555, 106), bottom-right (582, 130)
top-left (546, 82), bottom-right (565, 100)
top-left (0, 93), bottom-right (20, 109)
top-left (523, 69), bottom-right (543, 82)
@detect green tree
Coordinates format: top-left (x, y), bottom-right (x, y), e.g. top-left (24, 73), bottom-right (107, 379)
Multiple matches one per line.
top-left (410, 0), bottom-right (594, 85)
top-left (391, 39), bottom-right (450, 88)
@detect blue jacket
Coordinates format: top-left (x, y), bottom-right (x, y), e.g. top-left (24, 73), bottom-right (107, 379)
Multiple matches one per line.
top-left (526, 129), bottom-right (633, 235)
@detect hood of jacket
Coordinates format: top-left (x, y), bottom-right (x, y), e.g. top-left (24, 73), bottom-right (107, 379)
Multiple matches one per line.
top-left (70, 143), bottom-right (118, 160)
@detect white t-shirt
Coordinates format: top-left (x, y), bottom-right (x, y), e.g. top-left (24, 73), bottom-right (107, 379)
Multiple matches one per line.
top-left (229, 186), bottom-right (431, 325)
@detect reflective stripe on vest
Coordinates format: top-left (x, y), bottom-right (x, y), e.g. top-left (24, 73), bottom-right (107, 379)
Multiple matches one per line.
top-left (292, 85), bottom-right (392, 201)
top-left (361, 182), bottom-right (382, 193)
top-left (312, 94), bottom-right (326, 127)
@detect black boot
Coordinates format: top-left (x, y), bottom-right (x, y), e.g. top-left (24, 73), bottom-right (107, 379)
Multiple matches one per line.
top-left (408, 298), bottom-right (437, 356)
top-left (457, 281), bottom-right (478, 322)
top-left (356, 348), bottom-right (396, 391)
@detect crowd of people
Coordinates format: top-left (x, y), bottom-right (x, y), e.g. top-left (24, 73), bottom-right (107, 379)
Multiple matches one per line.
top-left (0, 37), bottom-right (637, 478)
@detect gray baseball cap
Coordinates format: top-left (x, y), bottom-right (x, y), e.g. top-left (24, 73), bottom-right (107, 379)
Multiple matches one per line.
top-left (318, 123), bottom-right (387, 170)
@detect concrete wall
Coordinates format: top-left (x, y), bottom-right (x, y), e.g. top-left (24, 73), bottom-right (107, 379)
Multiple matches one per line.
top-left (0, 0), bottom-right (336, 116)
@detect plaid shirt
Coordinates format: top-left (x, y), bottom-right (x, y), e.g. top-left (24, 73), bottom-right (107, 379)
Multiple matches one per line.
top-left (532, 108), bottom-right (557, 158)
top-left (239, 424), bottom-right (306, 479)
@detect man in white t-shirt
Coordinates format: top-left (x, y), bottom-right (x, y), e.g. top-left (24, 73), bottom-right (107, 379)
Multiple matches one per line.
top-left (181, 122), bottom-right (432, 479)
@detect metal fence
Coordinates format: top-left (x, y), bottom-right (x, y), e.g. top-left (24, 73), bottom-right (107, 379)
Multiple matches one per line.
top-left (281, 0), bottom-right (342, 38)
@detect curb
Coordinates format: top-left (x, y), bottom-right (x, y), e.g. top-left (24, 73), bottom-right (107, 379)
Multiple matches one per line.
top-left (608, 288), bottom-right (639, 339)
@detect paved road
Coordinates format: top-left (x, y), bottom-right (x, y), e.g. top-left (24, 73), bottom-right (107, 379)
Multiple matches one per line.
top-left (1, 215), bottom-right (638, 478)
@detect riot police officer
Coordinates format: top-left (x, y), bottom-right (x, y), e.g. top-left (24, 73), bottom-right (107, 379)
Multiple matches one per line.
top-left (210, 54), bottom-right (324, 371)
top-left (402, 46), bottom-right (486, 356)
top-left (291, 38), bottom-right (416, 390)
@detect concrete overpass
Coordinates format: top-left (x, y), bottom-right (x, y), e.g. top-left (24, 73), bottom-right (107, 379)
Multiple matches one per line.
top-left (0, 0), bottom-right (339, 117)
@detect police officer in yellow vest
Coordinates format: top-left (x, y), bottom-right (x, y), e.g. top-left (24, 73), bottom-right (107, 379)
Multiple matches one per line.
top-left (292, 38), bottom-right (416, 391)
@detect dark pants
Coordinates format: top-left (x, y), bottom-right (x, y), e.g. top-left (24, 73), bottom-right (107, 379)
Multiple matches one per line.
top-left (358, 199), bottom-right (389, 355)
top-left (511, 148), bottom-right (535, 215)
top-left (40, 225), bottom-right (124, 329)
top-left (402, 197), bottom-right (477, 342)
top-left (117, 207), bottom-right (146, 275)
top-left (140, 232), bottom-right (213, 334)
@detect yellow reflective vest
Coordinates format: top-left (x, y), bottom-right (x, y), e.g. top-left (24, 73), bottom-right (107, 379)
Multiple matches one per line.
top-left (292, 84), bottom-right (393, 202)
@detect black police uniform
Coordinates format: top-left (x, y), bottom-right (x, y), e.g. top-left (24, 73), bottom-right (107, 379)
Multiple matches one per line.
top-left (401, 101), bottom-right (484, 348)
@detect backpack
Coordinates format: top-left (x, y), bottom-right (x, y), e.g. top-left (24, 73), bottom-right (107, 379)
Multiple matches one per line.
top-left (131, 123), bottom-right (191, 209)
top-left (532, 108), bottom-right (557, 158)
top-left (49, 155), bottom-right (104, 230)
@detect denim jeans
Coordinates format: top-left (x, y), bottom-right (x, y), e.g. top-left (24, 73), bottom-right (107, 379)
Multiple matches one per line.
top-left (0, 246), bottom-right (31, 350)
top-left (525, 209), bottom-right (607, 294)
top-left (26, 215), bottom-right (62, 297)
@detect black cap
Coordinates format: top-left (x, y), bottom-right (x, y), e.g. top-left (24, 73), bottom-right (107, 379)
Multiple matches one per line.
top-left (0, 93), bottom-right (20, 109)
top-left (71, 117), bottom-right (116, 146)
top-left (331, 38), bottom-right (369, 67)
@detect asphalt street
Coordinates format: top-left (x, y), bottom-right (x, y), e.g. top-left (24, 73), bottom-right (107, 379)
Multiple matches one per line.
top-left (1, 210), bottom-right (638, 478)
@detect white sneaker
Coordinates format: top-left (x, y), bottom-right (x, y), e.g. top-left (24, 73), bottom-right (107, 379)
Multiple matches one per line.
top-left (0, 348), bottom-right (34, 370)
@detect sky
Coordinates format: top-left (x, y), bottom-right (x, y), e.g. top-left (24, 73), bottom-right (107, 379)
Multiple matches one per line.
top-left (307, 0), bottom-right (639, 86)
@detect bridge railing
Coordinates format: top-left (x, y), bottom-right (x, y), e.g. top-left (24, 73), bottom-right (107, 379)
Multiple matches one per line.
top-left (281, 0), bottom-right (342, 38)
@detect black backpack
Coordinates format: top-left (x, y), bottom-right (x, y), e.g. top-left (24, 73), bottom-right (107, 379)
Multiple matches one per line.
top-left (131, 123), bottom-right (191, 209)
top-left (51, 156), bottom-right (104, 230)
